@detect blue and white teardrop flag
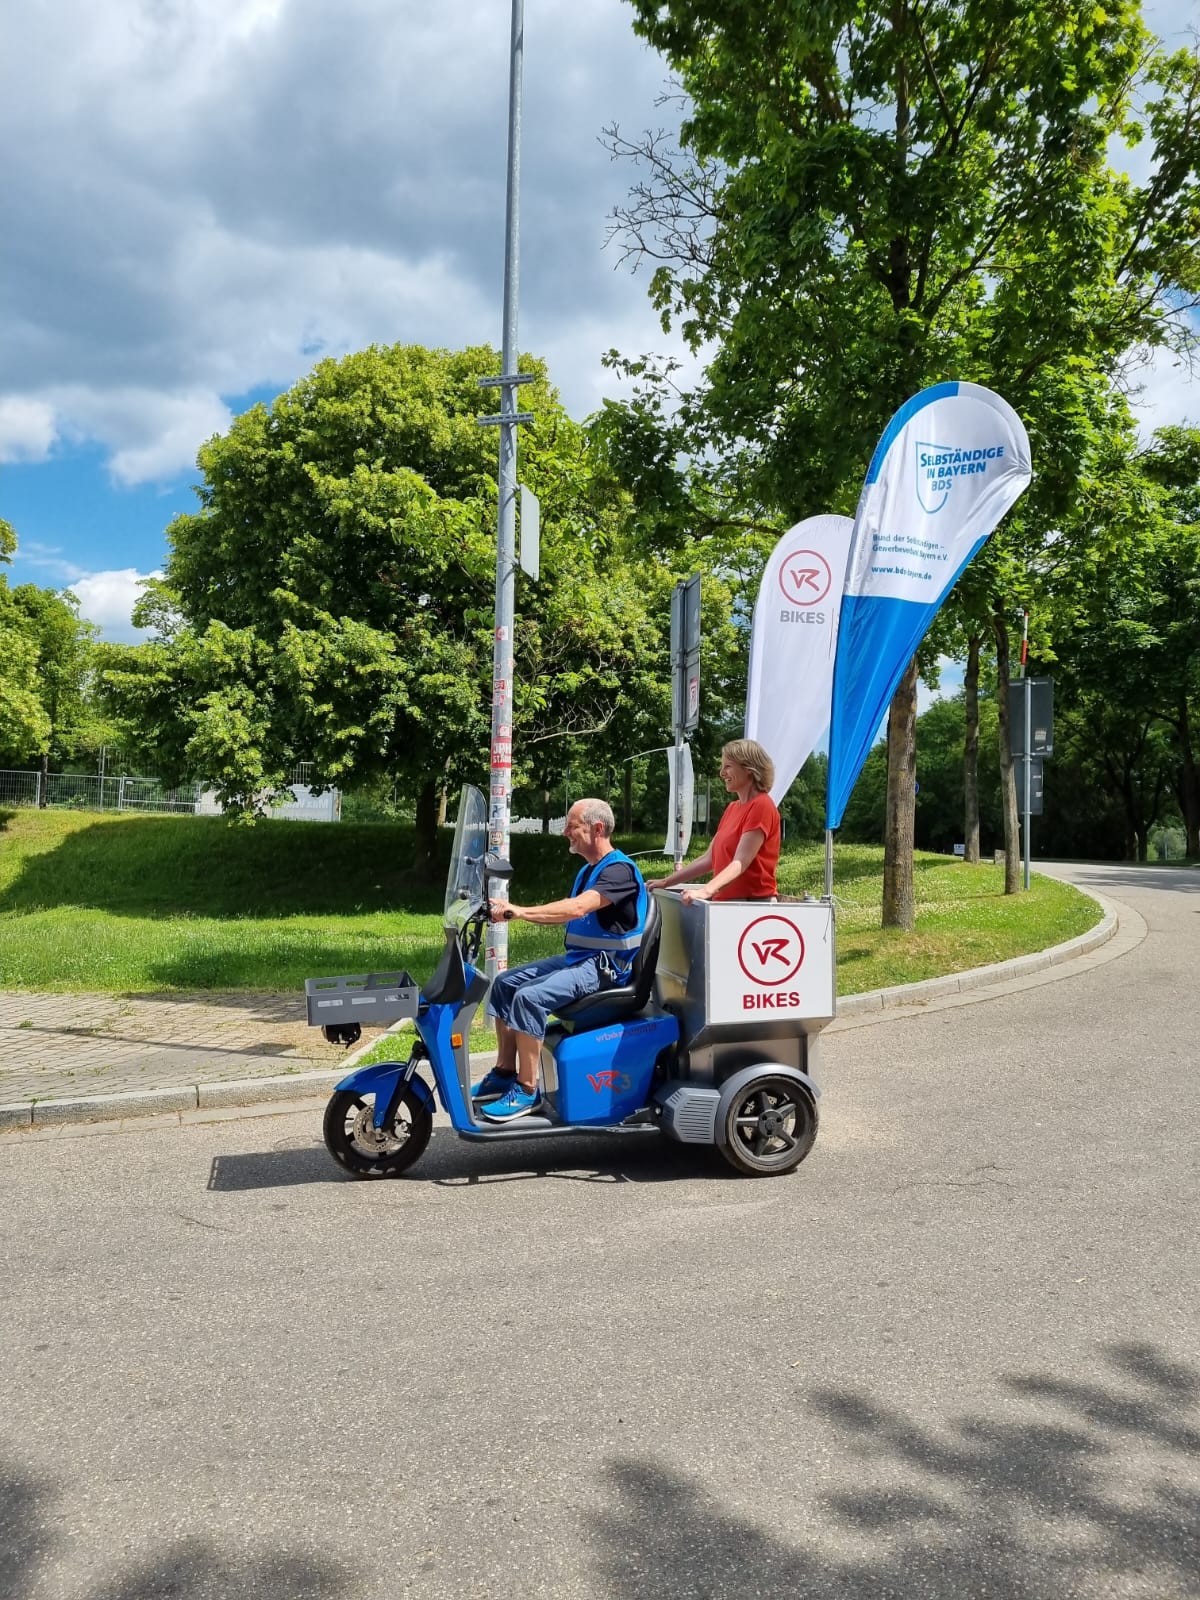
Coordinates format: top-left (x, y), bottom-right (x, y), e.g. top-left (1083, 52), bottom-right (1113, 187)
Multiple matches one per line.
top-left (745, 513), bottom-right (855, 804)
top-left (826, 382), bottom-right (1032, 828)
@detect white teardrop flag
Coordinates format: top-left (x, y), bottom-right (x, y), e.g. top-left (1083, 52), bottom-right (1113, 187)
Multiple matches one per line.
top-left (745, 514), bottom-right (855, 804)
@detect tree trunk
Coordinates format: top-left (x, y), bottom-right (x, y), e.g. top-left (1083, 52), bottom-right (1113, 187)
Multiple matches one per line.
top-left (993, 609), bottom-right (1021, 894)
top-left (413, 780), bottom-right (438, 877)
top-left (623, 762), bottom-right (633, 834)
top-left (963, 632), bottom-right (981, 864)
top-left (39, 750), bottom-right (49, 809)
top-left (541, 786), bottom-right (552, 835)
top-left (882, 656), bottom-right (919, 930)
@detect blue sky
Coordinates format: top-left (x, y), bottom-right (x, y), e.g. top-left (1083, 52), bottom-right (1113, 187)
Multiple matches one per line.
top-left (2, 0), bottom-right (1197, 658)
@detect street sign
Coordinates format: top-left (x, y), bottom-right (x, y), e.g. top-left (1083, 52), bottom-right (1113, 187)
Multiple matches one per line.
top-left (670, 575), bottom-right (702, 736)
top-left (1015, 755), bottom-right (1044, 816)
top-left (519, 485), bottom-right (540, 581)
top-left (1008, 678), bottom-right (1054, 755)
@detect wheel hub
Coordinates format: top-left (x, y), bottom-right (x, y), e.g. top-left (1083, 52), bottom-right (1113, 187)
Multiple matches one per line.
top-left (352, 1106), bottom-right (404, 1151)
top-left (759, 1107), bottom-right (786, 1138)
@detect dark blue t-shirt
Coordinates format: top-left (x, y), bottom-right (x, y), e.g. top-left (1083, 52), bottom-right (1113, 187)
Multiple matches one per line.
top-left (575, 856), bottom-right (641, 935)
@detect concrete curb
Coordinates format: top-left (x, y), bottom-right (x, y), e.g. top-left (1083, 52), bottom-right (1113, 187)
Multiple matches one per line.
top-left (0, 1070), bottom-right (347, 1134)
top-left (834, 892), bottom-right (1119, 1017)
top-left (0, 884), bottom-right (1126, 1133)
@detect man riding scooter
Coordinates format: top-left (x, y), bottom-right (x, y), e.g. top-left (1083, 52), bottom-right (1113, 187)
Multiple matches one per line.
top-left (474, 797), bottom-right (649, 1121)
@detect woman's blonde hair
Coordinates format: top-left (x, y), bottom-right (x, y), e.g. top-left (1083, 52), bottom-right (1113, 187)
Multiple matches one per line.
top-left (722, 739), bottom-right (775, 795)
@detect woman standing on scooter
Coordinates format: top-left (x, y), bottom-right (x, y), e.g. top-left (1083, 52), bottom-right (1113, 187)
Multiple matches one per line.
top-left (646, 739), bottom-right (781, 903)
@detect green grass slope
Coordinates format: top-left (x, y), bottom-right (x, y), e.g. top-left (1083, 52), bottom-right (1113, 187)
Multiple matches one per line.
top-left (0, 808), bottom-right (1100, 996)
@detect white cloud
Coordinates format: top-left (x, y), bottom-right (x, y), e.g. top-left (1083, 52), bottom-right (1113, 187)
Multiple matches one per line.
top-left (1126, 345), bottom-right (1200, 442)
top-left (11, 0), bottom-right (1191, 497)
top-left (68, 568), bottom-right (161, 641)
top-left (0, 0), bottom-right (688, 483)
top-left (39, 386), bottom-right (234, 487)
top-left (14, 542), bottom-right (88, 584)
top-left (918, 657), bottom-right (966, 716)
top-left (0, 396), bottom-right (58, 463)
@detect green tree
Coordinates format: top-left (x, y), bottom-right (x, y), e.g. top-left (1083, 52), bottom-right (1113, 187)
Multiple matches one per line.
top-left (1042, 426), bottom-right (1200, 858)
top-left (0, 605), bottom-right (50, 766)
top-left (610, 0), bottom-right (1200, 925)
top-left (839, 695), bottom-right (1002, 852)
top-left (100, 344), bottom-right (691, 868)
top-left (8, 584), bottom-right (99, 774)
top-left (0, 527), bottom-right (98, 773)
top-left (1139, 428), bottom-right (1200, 855)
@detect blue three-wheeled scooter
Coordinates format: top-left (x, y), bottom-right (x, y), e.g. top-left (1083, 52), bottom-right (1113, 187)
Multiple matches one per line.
top-left (305, 785), bottom-right (834, 1179)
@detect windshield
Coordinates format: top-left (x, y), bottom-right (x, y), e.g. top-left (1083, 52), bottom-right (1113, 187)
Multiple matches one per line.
top-left (444, 784), bottom-right (487, 924)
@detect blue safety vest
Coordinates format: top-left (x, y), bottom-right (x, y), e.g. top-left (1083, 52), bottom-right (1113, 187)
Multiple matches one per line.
top-left (563, 850), bottom-right (648, 967)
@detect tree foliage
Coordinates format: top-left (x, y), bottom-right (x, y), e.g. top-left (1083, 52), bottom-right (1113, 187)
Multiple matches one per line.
top-left (100, 344), bottom-right (736, 856)
top-left (1041, 426), bottom-right (1200, 857)
top-left (608, 0), bottom-right (1200, 906)
top-left (0, 526), bottom-right (98, 769)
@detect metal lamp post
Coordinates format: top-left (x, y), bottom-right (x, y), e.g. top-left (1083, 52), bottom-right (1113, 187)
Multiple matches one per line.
top-left (478, 0), bottom-right (533, 981)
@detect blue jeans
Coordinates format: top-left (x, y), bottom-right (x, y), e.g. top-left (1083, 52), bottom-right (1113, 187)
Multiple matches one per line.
top-left (488, 953), bottom-right (608, 1041)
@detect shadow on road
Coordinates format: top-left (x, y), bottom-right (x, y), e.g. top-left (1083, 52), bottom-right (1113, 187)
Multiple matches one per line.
top-left (588, 1341), bottom-right (1200, 1599)
top-left (0, 1452), bottom-right (349, 1600)
top-left (206, 1126), bottom-right (728, 1192)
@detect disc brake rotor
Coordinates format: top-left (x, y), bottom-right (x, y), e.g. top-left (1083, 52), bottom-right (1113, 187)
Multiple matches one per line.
top-left (352, 1103), bottom-right (406, 1153)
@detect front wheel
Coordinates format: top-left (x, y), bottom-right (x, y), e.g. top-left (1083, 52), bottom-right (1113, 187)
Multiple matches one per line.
top-left (323, 1084), bottom-right (432, 1179)
top-left (719, 1075), bottom-right (818, 1177)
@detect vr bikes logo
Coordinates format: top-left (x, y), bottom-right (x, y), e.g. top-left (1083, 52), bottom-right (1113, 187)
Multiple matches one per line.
top-left (777, 548), bottom-right (832, 622)
top-left (916, 442), bottom-right (1006, 514)
top-left (736, 915), bottom-right (806, 1008)
top-left (588, 1070), bottom-right (633, 1094)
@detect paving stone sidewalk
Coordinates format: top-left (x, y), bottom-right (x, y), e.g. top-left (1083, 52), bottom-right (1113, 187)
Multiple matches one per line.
top-left (0, 989), bottom-right (383, 1117)
top-left (0, 881), bottom-right (1127, 1131)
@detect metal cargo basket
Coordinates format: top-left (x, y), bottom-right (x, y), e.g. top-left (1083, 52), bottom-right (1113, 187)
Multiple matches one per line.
top-left (304, 971), bottom-right (420, 1028)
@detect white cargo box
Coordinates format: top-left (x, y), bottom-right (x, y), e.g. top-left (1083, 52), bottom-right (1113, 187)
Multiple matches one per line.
top-left (653, 894), bottom-right (835, 1033)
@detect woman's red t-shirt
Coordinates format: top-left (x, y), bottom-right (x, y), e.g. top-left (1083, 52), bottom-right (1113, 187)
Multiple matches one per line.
top-left (710, 792), bottom-right (780, 900)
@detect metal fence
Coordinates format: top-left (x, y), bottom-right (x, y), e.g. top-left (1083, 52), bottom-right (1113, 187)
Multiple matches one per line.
top-left (0, 770), bottom-right (203, 813)
top-left (0, 768), bottom-right (335, 819)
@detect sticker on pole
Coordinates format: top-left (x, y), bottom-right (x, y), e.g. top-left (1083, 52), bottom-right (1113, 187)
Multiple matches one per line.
top-left (736, 915), bottom-right (806, 986)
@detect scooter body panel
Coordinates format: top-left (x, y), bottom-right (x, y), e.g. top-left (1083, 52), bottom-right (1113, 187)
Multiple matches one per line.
top-left (549, 1013), bottom-right (679, 1126)
top-left (416, 997), bottom-right (474, 1130)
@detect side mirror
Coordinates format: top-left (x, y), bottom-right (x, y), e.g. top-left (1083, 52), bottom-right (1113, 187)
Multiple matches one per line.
top-left (484, 852), bottom-right (514, 881)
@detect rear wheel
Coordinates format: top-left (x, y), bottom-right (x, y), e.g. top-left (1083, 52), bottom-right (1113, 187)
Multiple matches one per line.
top-left (323, 1084), bottom-right (432, 1178)
top-left (719, 1075), bottom-right (818, 1177)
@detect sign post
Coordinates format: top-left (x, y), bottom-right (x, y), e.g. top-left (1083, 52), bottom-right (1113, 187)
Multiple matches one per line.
top-left (670, 576), bottom-right (701, 868)
top-left (1008, 639), bottom-right (1054, 891)
top-left (476, 0), bottom-right (530, 983)
top-left (1022, 612), bottom-right (1031, 890)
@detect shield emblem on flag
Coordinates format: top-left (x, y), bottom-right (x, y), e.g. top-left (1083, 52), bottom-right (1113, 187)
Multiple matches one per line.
top-left (915, 441), bottom-right (951, 514)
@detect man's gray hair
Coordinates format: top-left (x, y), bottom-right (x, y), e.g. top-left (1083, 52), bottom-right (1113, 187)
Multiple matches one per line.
top-left (577, 798), bottom-right (615, 837)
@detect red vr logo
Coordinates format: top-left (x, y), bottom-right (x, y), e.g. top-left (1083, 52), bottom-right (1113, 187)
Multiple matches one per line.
top-left (778, 549), bottom-right (832, 607)
top-left (737, 915), bottom-right (806, 987)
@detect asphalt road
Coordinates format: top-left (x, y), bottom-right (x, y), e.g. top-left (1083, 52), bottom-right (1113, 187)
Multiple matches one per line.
top-left (1, 862), bottom-right (1197, 1600)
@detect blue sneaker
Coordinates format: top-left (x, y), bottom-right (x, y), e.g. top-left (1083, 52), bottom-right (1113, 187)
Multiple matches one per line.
top-left (480, 1082), bottom-right (541, 1121)
top-left (472, 1067), bottom-right (517, 1102)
